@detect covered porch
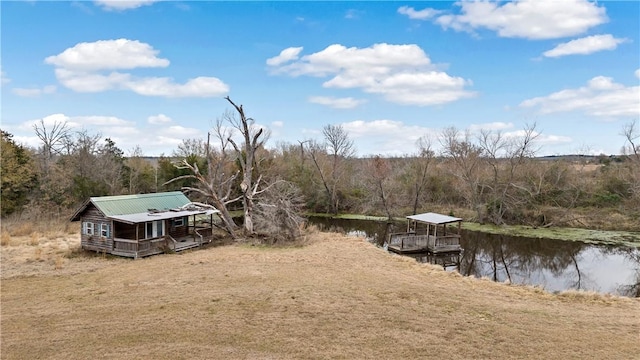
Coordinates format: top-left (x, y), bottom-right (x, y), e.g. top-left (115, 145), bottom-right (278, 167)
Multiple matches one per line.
top-left (109, 208), bottom-right (219, 258)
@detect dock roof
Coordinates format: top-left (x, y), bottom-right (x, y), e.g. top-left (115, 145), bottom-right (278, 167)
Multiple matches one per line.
top-left (406, 212), bottom-right (462, 225)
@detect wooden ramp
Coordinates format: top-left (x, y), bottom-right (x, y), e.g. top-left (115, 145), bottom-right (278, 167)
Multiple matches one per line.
top-left (173, 238), bottom-right (201, 252)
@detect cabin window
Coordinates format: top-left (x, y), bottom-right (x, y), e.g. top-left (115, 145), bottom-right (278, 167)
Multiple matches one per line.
top-left (83, 222), bottom-right (94, 235)
top-left (101, 223), bottom-right (110, 238)
top-left (145, 220), bottom-right (164, 239)
top-left (173, 217), bottom-right (184, 227)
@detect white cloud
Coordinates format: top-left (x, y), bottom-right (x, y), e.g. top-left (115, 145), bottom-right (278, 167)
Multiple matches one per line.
top-left (543, 34), bottom-right (628, 58)
top-left (45, 39), bottom-right (169, 71)
top-left (502, 130), bottom-right (572, 146)
top-left (520, 72), bottom-right (640, 118)
top-left (397, 6), bottom-right (441, 20)
top-left (53, 68), bottom-right (131, 93)
top-left (469, 122), bottom-right (514, 132)
top-left (268, 43), bottom-right (475, 106)
top-left (271, 121), bottom-right (284, 128)
top-left (435, 0), bottom-right (607, 40)
top-left (148, 114), bottom-right (172, 124)
top-left (1, 69), bottom-right (10, 84)
top-left (18, 113), bottom-right (134, 137)
top-left (94, 0), bottom-right (159, 11)
top-left (535, 134), bottom-right (573, 145)
top-left (19, 113), bottom-right (78, 132)
top-left (158, 125), bottom-right (202, 139)
top-left (635, 69), bottom-right (640, 79)
top-left (340, 119), bottom-right (436, 156)
top-left (308, 96), bottom-right (367, 109)
top-left (45, 39), bottom-right (229, 97)
top-left (73, 115), bottom-right (133, 127)
top-left (266, 47), bottom-right (303, 66)
top-left (311, 118), bottom-right (577, 157)
top-left (125, 76), bottom-right (229, 97)
top-left (345, 9), bottom-right (364, 19)
top-left (15, 113), bottom-right (205, 156)
top-left (12, 85), bottom-right (56, 97)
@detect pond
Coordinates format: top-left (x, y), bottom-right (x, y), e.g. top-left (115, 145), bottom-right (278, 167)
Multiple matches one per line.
top-left (308, 216), bottom-right (640, 298)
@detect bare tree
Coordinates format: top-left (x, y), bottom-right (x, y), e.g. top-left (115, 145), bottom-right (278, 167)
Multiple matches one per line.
top-left (324, 124), bottom-right (355, 159)
top-left (364, 155), bottom-right (394, 220)
top-left (126, 146), bottom-right (155, 194)
top-left (97, 138), bottom-right (126, 195)
top-left (409, 135), bottom-right (435, 215)
top-left (33, 118), bottom-right (70, 159)
top-left (620, 120), bottom-right (640, 207)
top-left (440, 126), bottom-right (485, 220)
top-left (33, 118), bottom-right (70, 176)
top-left (621, 120), bottom-right (639, 160)
top-left (308, 124), bottom-right (355, 214)
top-left (173, 138), bottom-right (207, 158)
top-left (477, 123), bottom-right (539, 224)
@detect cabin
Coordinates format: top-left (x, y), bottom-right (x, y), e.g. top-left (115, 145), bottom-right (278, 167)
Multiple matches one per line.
top-left (387, 212), bottom-right (463, 267)
top-left (70, 191), bottom-right (219, 258)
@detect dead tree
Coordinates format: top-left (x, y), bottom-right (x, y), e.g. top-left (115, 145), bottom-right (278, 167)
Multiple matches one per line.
top-left (33, 118), bottom-right (70, 177)
top-left (224, 96), bottom-right (269, 235)
top-left (253, 181), bottom-right (305, 243)
top-left (168, 97), bottom-right (301, 240)
top-left (165, 124), bottom-right (240, 237)
top-left (621, 120), bottom-right (639, 160)
top-left (166, 155), bottom-right (239, 237)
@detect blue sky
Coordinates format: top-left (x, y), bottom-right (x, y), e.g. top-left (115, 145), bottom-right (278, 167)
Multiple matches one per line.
top-left (2, 0), bottom-right (639, 157)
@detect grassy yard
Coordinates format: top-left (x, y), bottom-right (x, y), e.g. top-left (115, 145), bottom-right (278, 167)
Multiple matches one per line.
top-left (1, 229), bottom-right (639, 359)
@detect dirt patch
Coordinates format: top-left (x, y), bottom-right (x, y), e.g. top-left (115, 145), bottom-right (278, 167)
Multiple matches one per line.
top-left (2, 231), bottom-right (639, 359)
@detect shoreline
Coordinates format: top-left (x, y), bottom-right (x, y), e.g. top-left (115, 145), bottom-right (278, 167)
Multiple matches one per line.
top-left (308, 213), bottom-right (640, 248)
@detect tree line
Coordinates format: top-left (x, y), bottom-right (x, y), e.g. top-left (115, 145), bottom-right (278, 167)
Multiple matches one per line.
top-left (2, 103), bottom-right (639, 235)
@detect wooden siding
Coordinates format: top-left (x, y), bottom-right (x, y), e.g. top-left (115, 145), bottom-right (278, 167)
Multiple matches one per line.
top-left (80, 204), bottom-right (113, 252)
top-left (168, 217), bottom-right (188, 238)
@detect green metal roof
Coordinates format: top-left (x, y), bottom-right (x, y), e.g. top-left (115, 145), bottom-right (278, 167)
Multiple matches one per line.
top-left (86, 191), bottom-right (191, 217)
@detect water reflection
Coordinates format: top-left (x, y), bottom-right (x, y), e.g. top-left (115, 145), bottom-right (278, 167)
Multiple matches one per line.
top-left (308, 216), bottom-right (640, 297)
top-left (604, 247), bottom-right (640, 297)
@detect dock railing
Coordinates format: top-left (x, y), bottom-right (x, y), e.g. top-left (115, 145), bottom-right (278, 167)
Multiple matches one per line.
top-left (388, 233), bottom-right (461, 252)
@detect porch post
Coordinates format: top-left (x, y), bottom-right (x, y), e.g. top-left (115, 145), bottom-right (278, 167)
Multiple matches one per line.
top-left (110, 220), bottom-right (114, 251)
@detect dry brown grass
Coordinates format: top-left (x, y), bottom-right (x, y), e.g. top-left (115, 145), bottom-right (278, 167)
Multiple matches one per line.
top-left (0, 221), bottom-right (116, 279)
top-left (0, 230), bottom-right (11, 246)
top-left (1, 230), bottom-right (639, 360)
top-left (2, 215), bottom-right (78, 237)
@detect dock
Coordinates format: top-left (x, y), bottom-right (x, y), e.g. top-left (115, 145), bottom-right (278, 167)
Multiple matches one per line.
top-left (387, 212), bottom-right (463, 267)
